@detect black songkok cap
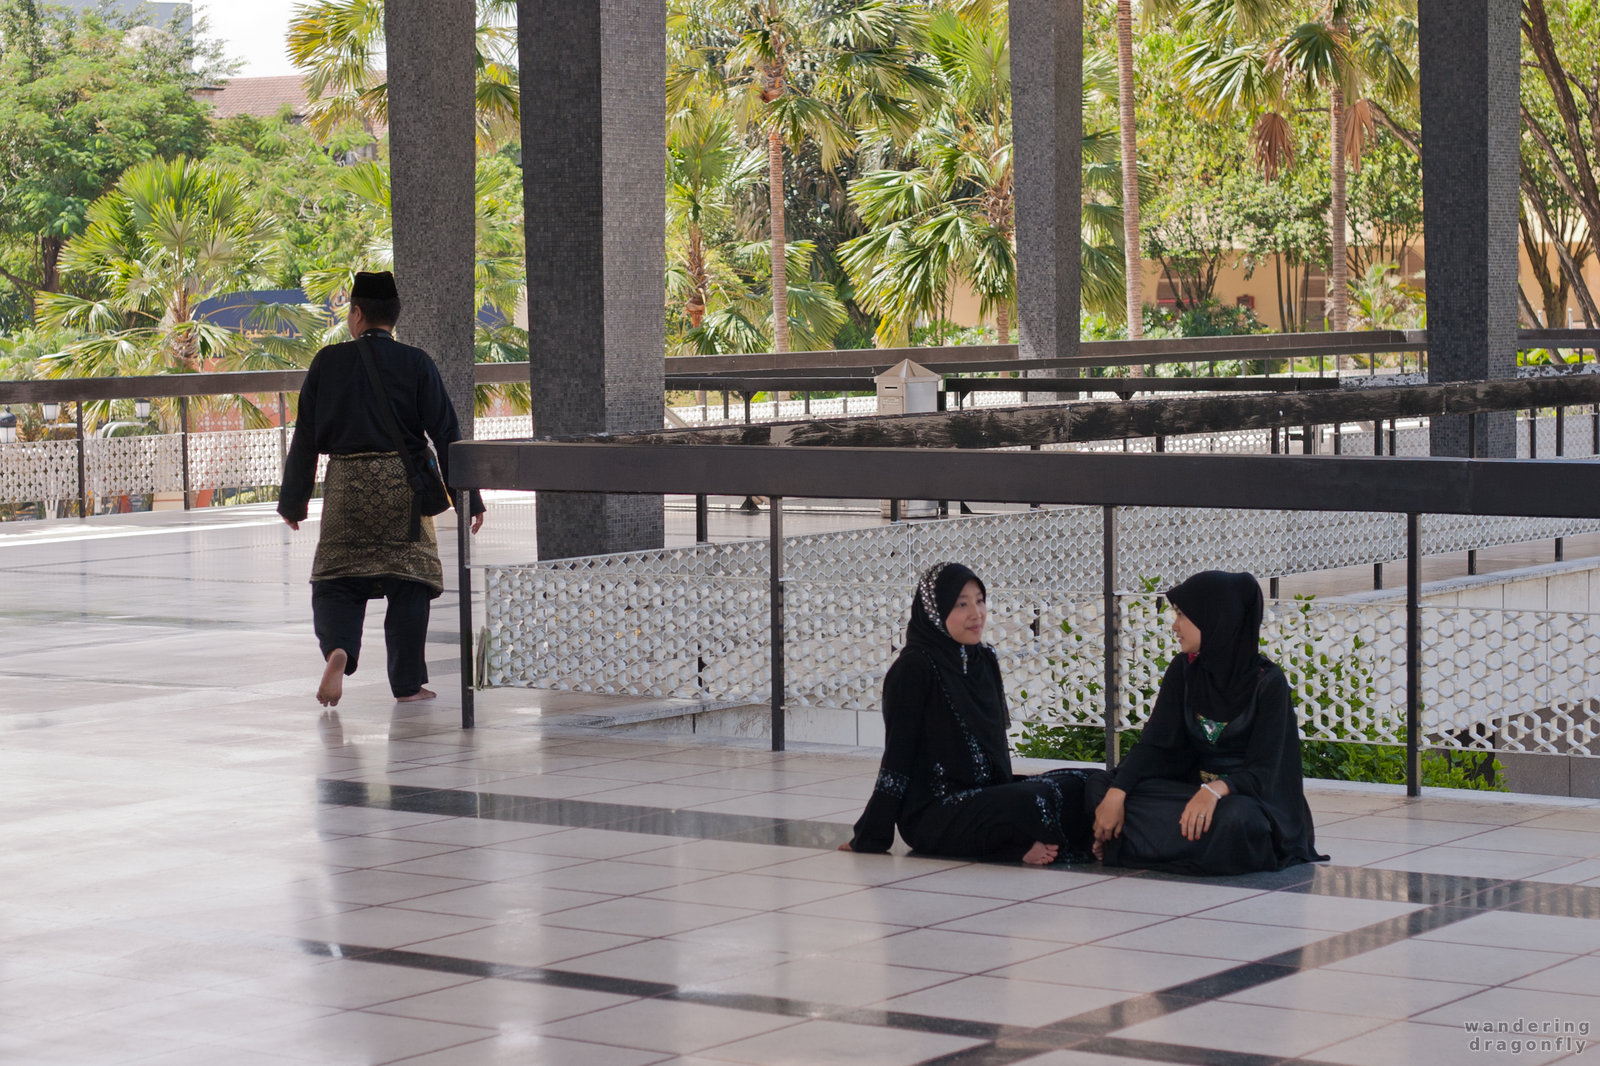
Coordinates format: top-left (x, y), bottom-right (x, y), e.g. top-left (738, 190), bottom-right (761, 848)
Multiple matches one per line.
top-left (351, 270), bottom-right (398, 300)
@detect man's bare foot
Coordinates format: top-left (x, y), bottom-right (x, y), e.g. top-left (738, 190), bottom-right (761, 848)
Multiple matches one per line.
top-left (317, 650), bottom-right (347, 707)
top-left (1021, 841), bottom-right (1059, 866)
top-left (396, 687), bottom-right (437, 703)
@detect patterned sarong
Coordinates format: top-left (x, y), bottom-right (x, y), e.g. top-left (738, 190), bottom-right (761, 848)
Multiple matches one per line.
top-left (311, 452), bottom-right (444, 595)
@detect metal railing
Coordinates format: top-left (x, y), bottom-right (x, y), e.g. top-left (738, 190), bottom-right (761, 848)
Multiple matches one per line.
top-left (449, 389), bottom-right (1600, 797)
top-left (5, 329), bottom-right (1599, 511)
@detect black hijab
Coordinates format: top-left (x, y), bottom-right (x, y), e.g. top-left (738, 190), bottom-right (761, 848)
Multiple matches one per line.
top-left (904, 562), bottom-right (1009, 730)
top-left (1167, 570), bottom-right (1266, 723)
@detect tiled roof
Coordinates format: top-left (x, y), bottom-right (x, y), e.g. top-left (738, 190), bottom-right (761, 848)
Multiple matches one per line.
top-left (202, 75), bottom-right (310, 120)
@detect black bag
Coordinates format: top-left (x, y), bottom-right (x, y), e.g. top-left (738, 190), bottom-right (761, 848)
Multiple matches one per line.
top-left (354, 336), bottom-right (452, 537)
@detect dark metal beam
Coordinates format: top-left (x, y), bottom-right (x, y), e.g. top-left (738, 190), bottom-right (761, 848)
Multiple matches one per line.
top-left (943, 376), bottom-right (1340, 394)
top-left (448, 441), bottom-right (1600, 519)
top-left (573, 374), bottom-right (1600, 451)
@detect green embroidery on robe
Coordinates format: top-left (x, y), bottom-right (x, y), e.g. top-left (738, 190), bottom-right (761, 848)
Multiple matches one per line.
top-left (1196, 715), bottom-right (1227, 745)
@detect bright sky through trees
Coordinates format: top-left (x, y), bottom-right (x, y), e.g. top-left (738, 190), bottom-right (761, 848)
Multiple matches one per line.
top-left (194, 0), bottom-right (301, 77)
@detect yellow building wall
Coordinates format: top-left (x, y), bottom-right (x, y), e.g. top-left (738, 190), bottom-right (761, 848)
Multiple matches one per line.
top-left (940, 238), bottom-right (1600, 334)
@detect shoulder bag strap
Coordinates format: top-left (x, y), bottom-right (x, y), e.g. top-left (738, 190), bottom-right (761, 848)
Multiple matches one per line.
top-left (355, 335), bottom-right (426, 540)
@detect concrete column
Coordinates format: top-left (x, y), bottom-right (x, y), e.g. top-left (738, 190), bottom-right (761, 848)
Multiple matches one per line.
top-left (384, 0), bottom-right (478, 435)
top-left (520, 0), bottom-right (665, 558)
top-left (1419, 0), bottom-right (1520, 457)
top-left (1012, 0), bottom-right (1082, 368)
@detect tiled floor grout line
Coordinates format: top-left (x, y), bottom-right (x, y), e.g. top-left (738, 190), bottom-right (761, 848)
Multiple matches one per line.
top-left (315, 776), bottom-right (1600, 1065)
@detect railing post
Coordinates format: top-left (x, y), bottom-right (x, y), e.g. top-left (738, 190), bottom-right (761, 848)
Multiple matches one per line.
top-left (1302, 424), bottom-right (1314, 455)
top-left (1467, 413), bottom-right (1480, 575)
top-left (1529, 409), bottom-right (1537, 459)
top-left (457, 489), bottom-right (474, 729)
top-left (742, 392), bottom-right (752, 425)
top-left (1102, 504), bottom-right (1120, 770)
top-left (695, 493), bottom-right (708, 542)
top-left (179, 396), bottom-right (192, 510)
top-left (1406, 511), bottom-right (1422, 797)
top-left (75, 401), bottom-right (87, 519)
top-left (277, 393), bottom-right (289, 468)
top-left (769, 495), bottom-right (785, 752)
top-left (1388, 418), bottom-right (1398, 455)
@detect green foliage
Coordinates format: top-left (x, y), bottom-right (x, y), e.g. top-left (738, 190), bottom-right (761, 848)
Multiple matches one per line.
top-left (1018, 587), bottom-right (1506, 792)
top-left (286, 0), bottom-right (519, 149)
top-left (1146, 298), bottom-right (1267, 338)
top-left (34, 156), bottom-right (321, 428)
top-left (1300, 739), bottom-right (1506, 791)
top-left (205, 113), bottom-right (389, 293)
top-left (1015, 722), bottom-right (1141, 762)
top-left (0, 0), bottom-right (217, 318)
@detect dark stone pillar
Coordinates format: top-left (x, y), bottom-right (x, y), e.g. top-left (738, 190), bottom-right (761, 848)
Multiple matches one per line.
top-left (520, 0), bottom-right (665, 558)
top-left (1419, 0), bottom-right (1520, 457)
top-left (384, 0), bottom-right (478, 435)
top-left (1012, 0), bottom-right (1082, 369)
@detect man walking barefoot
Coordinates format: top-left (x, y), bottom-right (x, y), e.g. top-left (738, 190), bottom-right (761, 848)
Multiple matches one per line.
top-left (279, 271), bottom-right (484, 706)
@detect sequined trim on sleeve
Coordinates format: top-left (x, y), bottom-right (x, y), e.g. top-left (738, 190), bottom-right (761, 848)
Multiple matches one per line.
top-left (874, 768), bottom-right (910, 798)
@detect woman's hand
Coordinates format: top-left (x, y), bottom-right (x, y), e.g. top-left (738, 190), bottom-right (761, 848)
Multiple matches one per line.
top-left (1179, 782), bottom-right (1228, 841)
top-left (1092, 787), bottom-right (1127, 844)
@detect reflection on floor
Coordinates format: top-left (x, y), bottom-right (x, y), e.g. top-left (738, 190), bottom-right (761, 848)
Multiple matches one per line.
top-left (2, 506), bottom-right (1599, 1065)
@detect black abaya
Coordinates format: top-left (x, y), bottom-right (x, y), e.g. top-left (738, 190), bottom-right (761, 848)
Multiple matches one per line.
top-left (1090, 571), bottom-right (1328, 876)
top-left (849, 564), bottom-right (1093, 862)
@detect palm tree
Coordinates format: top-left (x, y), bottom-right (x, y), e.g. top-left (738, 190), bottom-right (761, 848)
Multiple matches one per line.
top-left (839, 7), bottom-right (1127, 346)
top-left (286, 0), bottom-right (519, 150)
top-left (34, 157), bottom-right (321, 427)
top-left (669, 0), bottom-right (938, 352)
top-left (1173, 0), bottom-right (1417, 331)
top-left (666, 101), bottom-right (764, 343)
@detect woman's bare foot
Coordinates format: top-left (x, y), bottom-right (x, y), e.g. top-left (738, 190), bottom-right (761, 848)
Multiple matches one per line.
top-left (396, 687), bottom-right (437, 703)
top-left (317, 650), bottom-right (347, 706)
top-left (1021, 841), bottom-right (1059, 866)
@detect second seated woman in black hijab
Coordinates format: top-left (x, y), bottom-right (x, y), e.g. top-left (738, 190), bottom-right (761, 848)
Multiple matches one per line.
top-left (1087, 570), bottom-right (1328, 876)
top-left (842, 562), bottom-right (1095, 865)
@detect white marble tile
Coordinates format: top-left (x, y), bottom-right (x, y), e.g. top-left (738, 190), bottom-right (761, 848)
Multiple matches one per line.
top-left (691, 1018), bottom-right (980, 1066)
top-left (1416, 911), bottom-right (1600, 954)
top-left (880, 973), bottom-right (1128, 1028)
top-left (1223, 967), bottom-right (1485, 1018)
top-left (537, 998), bottom-right (800, 1055)
top-left (1113, 1000), bottom-right (1385, 1058)
top-left (699, 957), bottom-right (954, 1008)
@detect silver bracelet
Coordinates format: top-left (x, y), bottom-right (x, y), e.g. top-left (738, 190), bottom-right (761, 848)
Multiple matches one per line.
top-left (1201, 782), bottom-right (1223, 799)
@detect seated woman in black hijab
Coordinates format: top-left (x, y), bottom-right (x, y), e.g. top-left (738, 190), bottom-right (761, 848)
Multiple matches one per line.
top-left (1087, 570), bottom-right (1327, 876)
top-left (842, 562), bottom-right (1094, 865)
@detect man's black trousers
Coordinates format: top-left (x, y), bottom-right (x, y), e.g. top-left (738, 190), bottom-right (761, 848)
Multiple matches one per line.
top-left (312, 576), bottom-right (432, 698)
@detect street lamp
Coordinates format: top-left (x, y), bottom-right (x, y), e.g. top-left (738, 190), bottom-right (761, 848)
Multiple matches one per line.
top-left (0, 407), bottom-right (16, 444)
top-left (135, 398), bottom-right (151, 419)
top-left (40, 400), bottom-right (59, 422)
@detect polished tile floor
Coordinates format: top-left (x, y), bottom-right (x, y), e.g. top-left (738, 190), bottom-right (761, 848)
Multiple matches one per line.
top-left (3, 505), bottom-right (1600, 1065)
